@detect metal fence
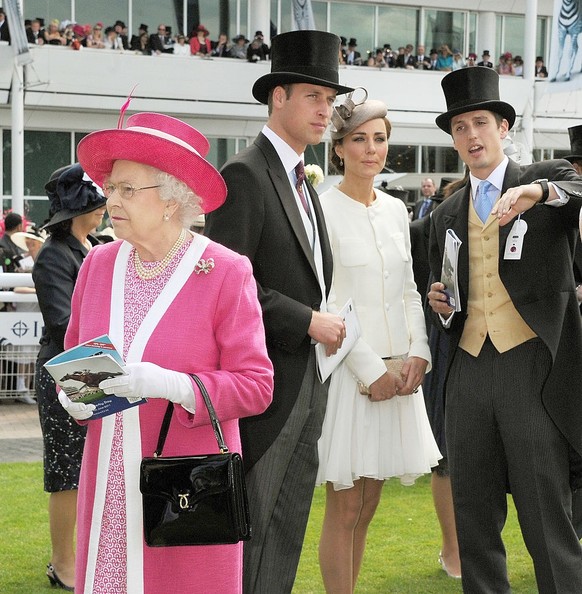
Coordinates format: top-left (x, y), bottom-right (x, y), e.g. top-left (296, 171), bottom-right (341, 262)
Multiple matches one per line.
top-left (0, 273), bottom-right (41, 400)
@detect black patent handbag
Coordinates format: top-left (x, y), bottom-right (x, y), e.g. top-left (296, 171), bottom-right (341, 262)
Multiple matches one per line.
top-left (139, 374), bottom-right (251, 546)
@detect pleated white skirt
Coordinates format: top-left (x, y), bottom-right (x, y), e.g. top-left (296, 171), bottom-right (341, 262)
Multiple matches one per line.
top-left (316, 361), bottom-right (442, 491)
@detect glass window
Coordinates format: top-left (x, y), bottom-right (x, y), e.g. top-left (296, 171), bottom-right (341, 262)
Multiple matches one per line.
top-left (377, 6), bottom-right (419, 52)
top-left (330, 2), bottom-right (374, 60)
top-left (537, 16), bottom-right (547, 61)
top-left (388, 145), bottom-right (417, 173)
top-left (132, 0), bottom-right (179, 39)
top-left (22, 0), bottom-right (70, 27)
top-left (311, 1), bottom-right (328, 31)
top-left (207, 138), bottom-right (248, 170)
top-left (305, 143), bottom-right (325, 173)
top-left (76, 2), bottom-right (130, 33)
top-left (424, 10), bottom-right (465, 56)
top-left (24, 131), bottom-right (72, 196)
top-left (422, 146), bottom-right (463, 174)
top-left (3, 130), bottom-right (71, 223)
top-left (502, 15), bottom-right (524, 59)
top-left (2, 129), bottom-right (9, 196)
top-left (4, 130), bottom-right (71, 196)
top-left (468, 13), bottom-right (477, 55)
top-left (191, 0), bottom-right (221, 39)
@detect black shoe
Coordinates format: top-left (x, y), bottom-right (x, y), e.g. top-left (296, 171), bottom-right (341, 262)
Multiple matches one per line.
top-left (46, 563), bottom-right (74, 591)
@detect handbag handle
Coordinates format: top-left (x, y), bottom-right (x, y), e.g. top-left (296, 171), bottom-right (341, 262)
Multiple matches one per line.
top-left (153, 373), bottom-right (229, 457)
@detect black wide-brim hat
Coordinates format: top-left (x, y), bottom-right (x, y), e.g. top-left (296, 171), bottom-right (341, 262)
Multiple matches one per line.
top-left (252, 30), bottom-right (354, 104)
top-left (42, 164), bottom-right (107, 230)
top-left (564, 125), bottom-right (582, 162)
top-left (436, 67), bottom-right (516, 134)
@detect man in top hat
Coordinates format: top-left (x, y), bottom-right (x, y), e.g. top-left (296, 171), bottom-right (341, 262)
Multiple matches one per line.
top-left (247, 30), bottom-right (269, 62)
top-left (427, 66), bottom-right (582, 593)
top-left (477, 50), bottom-right (493, 68)
top-left (205, 30), bottom-right (352, 593)
top-left (346, 37), bottom-right (361, 65)
top-left (130, 23), bottom-right (148, 50)
top-left (113, 20), bottom-right (128, 50)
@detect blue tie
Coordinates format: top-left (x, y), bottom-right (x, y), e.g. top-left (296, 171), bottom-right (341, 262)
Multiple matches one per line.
top-left (419, 199), bottom-right (432, 218)
top-left (475, 181), bottom-right (496, 223)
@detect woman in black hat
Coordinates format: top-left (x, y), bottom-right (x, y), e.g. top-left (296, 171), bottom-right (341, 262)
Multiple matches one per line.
top-left (34, 164), bottom-right (107, 591)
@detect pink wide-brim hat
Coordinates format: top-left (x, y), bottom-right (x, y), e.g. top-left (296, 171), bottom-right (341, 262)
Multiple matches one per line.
top-left (76, 112), bottom-right (226, 213)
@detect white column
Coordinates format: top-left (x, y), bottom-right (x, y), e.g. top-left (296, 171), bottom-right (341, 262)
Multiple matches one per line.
top-left (523, 0), bottom-right (537, 81)
top-left (10, 63), bottom-right (25, 216)
top-left (520, 0), bottom-right (538, 160)
top-left (478, 12), bottom-right (496, 58)
top-left (250, 0), bottom-right (270, 45)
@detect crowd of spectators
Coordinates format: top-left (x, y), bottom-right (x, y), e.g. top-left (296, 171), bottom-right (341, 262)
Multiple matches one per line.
top-left (0, 9), bottom-right (551, 77)
top-left (5, 14), bottom-right (271, 62)
top-left (341, 37), bottom-right (549, 78)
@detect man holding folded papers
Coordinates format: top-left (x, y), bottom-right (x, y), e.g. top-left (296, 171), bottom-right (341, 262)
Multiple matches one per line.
top-left (427, 66), bottom-right (582, 593)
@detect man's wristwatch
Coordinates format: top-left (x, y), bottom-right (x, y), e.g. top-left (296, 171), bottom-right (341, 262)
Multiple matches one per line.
top-left (533, 178), bottom-right (550, 203)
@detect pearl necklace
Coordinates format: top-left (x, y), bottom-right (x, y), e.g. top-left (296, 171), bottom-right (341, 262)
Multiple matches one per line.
top-left (133, 228), bottom-right (189, 280)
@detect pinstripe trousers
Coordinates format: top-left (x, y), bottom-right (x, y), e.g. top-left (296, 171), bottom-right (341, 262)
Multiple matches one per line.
top-left (243, 348), bottom-right (328, 594)
top-left (446, 337), bottom-right (582, 594)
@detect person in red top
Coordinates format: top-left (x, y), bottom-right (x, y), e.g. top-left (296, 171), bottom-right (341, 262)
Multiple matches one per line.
top-left (189, 24), bottom-right (211, 56)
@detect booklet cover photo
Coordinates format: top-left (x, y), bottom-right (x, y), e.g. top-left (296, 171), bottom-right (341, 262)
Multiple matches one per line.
top-left (44, 335), bottom-right (145, 419)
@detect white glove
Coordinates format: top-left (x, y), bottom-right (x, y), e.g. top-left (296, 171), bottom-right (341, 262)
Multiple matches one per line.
top-left (58, 391), bottom-right (95, 420)
top-left (99, 362), bottom-right (196, 414)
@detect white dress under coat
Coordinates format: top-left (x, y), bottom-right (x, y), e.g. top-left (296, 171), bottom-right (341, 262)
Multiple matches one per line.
top-left (316, 186), bottom-right (441, 490)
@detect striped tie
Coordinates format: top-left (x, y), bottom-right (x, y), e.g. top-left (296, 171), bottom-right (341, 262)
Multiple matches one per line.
top-left (294, 162), bottom-right (310, 216)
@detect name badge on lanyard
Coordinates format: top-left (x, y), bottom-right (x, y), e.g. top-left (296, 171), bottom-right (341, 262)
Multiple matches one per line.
top-left (503, 216), bottom-right (528, 260)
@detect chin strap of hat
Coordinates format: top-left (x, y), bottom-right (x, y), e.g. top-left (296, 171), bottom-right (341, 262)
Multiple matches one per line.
top-left (117, 84), bottom-right (138, 129)
top-left (331, 87), bottom-right (368, 135)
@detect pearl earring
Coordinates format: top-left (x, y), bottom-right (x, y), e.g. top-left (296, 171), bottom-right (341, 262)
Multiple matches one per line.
top-left (340, 158), bottom-right (344, 167)
top-left (163, 212), bottom-right (170, 221)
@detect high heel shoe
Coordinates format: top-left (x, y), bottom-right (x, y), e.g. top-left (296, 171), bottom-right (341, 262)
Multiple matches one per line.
top-left (46, 563), bottom-right (74, 591)
top-left (438, 551), bottom-right (462, 579)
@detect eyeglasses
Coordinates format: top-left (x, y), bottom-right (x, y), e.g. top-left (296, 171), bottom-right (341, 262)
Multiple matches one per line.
top-left (102, 182), bottom-right (161, 200)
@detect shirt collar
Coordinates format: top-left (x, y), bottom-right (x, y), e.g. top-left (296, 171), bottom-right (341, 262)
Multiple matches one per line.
top-left (262, 125), bottom-right (304, 176)
top-left (470, 155), bottom-right (509, 201)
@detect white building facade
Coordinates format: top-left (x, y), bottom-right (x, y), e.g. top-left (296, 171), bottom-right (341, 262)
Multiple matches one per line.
top-left (0, 0), bottom-right (579, 223)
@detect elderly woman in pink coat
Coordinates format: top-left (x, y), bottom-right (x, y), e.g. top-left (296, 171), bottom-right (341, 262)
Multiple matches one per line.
top-left (58, 112), bottom-right (274, 594)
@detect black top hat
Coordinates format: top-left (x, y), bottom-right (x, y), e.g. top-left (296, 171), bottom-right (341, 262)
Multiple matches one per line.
top-left (387, 188), bottom-right (409, 202)
top-left (435, 176), bottom-right (459, 200)
top-left (340, 36), bottom-right (347, 45)
top-left (42, 164), bottom-right (106, 230)
top-left (114, 20), bottom-right (126, 28)
top-left (436, 67), bottom-right (516, 134)
top-left (252, 31), bottom-right (354, 104)
top-left (139, 23), bottom-right (148, 32)
top-left (482, 50), bottom-right (490, 56)
top-left (348, 38), bottom-right (357, 47)
top-left (254, 30), bottom-right (264, 38)
top-left (565, 125), bottom-right (582, 162)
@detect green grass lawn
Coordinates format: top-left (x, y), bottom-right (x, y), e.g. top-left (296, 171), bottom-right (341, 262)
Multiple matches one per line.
top-left (0, 463), bottom-right (538, 593)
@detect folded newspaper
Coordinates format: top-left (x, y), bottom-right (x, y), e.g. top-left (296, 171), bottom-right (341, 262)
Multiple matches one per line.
top-left (44, 335), bottom-right (145, 419)
top-left (441, 229), bottom-right (462, 312)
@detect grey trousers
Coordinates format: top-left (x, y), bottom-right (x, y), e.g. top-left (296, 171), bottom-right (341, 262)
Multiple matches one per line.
top-left (243, 349), bottom-right (328, 594)
top-left (447, 338), bottom-right (582, 594)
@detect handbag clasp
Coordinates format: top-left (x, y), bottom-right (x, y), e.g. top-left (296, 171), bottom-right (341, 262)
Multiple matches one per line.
top-left (178, 493), bottom-right (189, 509)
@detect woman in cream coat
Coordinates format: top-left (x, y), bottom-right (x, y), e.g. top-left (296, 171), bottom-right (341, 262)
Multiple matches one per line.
top-left (316, 92), bottom-right (441, 593)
